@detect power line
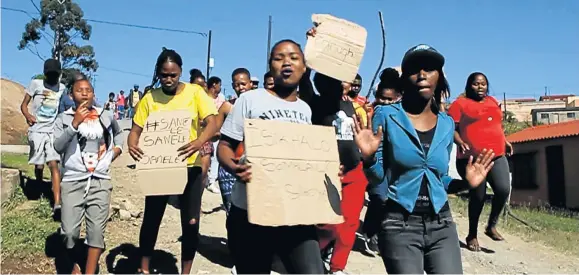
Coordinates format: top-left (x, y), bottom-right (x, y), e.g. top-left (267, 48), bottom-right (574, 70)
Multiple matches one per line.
top-left (2, 7), bottom-right (207, 37)
top-left (98, 66), bottom-right (152, 78)
top-left (29, 0), bottom-right (41, 13)
top-left (85, 18), bottom-right (207, 37)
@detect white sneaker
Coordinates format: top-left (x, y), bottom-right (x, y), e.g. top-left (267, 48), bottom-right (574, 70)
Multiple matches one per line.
top-left (331, 270), bottom-right (348, 275)
top-left (230, 266), bottom-right (237, 275)
top-left (206, 181), bottom-right (221, 194)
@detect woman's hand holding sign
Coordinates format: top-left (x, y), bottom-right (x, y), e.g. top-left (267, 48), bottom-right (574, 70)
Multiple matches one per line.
top-left (233, 157), bottom-right (252, 183)
top-left (177, 139), bottom-right (203, 162)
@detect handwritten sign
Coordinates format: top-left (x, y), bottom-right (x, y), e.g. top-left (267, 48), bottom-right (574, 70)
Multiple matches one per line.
top-left (304, 14), bottom-right (367, 82)
top-left (137, 110), bottom-right (191, 196)
top-left (244, 119), bottom-right (343, 226)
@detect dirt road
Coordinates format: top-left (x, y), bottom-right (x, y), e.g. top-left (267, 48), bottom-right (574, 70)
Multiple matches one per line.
top-left (102, 161), bottom-right (579, 274)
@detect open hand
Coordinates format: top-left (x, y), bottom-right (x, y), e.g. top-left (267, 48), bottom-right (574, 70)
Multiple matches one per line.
top-left (128, 143), bottom-right (143, 161)
top-left (352, 112), bottom-right (382, 160)
top-left (177, 140), bottom-right (202, 162)
top-left (465, 149), bottom-right (495, 189)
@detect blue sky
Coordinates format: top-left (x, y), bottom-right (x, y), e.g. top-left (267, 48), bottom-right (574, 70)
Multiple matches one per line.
top-left (2, 0), bottom-right (578, 103)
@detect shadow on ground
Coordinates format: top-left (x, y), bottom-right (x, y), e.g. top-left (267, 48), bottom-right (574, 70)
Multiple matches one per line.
top-left (105, 243), bottom-right (179, 274)
top-left (459, 240), bottom-right (496, 254)
top-left (45, 231), bottom-right (103, 274)
top-left (20, 175), bottom-right (55, 206)
top-left (197, 234), bottom-right (232, 268)
top-left (202, 205), bottom-right (224, 215)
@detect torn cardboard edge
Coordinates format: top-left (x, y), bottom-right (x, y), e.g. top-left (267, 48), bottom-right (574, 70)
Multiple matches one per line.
top-left (304, 14), bottom-right (368, 82)
top-left (243, 119), bottom-right (343, 226)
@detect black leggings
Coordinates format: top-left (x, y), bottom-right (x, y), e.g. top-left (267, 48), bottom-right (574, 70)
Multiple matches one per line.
top-left (227, 205), bottom-right (324, 274)
top-left (457, 155), bottom-right (511, 236)
top-left (139, 167), bottom-right (204, 261)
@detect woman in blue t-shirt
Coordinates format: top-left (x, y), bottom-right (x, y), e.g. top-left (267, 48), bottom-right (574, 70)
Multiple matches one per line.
top-left (353, 44), bottom-right (495, 274)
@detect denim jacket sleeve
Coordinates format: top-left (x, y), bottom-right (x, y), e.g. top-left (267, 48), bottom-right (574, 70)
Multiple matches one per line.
top-left (363, 107), bottom-right (386, 187)
top-left (441, 116), bottom-right (455, 191)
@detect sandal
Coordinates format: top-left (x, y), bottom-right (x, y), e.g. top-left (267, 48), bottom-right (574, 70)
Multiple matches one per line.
top-left (465, 236), bottom-right (481, 252)
top-left (485, 227), bottom-right (505, 241)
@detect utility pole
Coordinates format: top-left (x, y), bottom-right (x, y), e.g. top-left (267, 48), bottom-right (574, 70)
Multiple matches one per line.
top-left (503, 92), bottom-right (507, 121)
top-left (544, 86), bottom-right (548, 96)
top-left (206, 30), bottom-right (212, 78)
top-left (266, 15), bottom-right (272, 72)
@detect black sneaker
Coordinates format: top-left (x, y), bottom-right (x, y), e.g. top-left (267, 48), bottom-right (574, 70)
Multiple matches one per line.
top-left (364, 235), bottom-right (379, 256)
top-left (321, 240), bottom-right (334, 272)
top-left (53, 204), bottom-right (62, 222)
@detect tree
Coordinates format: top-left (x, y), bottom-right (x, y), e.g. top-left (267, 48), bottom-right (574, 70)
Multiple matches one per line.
top-left (31, 74), bottom-right (45, 80)
top-left (503, 110), bottom-right (517, 123)
top-left (18, 0), bottom-right (98, 85)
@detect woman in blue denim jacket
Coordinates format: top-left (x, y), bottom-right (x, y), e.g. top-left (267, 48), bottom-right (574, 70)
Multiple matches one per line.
top-left (353, 44), bottom-right (496, 274)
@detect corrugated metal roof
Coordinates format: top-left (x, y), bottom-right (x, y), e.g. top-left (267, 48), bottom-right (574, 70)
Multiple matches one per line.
top-left (507, 120), bottom-right (579, 144)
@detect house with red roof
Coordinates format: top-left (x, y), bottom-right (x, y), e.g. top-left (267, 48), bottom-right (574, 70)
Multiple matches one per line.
top-left (506, 120), bottom-right (579, 209)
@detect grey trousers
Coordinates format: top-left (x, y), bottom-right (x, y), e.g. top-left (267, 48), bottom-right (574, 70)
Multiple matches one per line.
top-left (61, 178), bottom-right (112, 249)
top-left (378, 207), bottom-right (463, 274)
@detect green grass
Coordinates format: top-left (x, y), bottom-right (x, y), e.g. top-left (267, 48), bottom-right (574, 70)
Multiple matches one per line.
top-left (450, 196), bottom-right (579, 256)
top-left (1, 198), bottom-right (60, 256)
top-left (1, 152), bottom-right (50, 179)
top-left (1, 152), bottom-right (59, 257)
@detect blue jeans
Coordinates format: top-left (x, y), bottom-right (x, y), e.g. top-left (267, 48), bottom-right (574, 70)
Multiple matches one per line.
top-left (378, 202), bottom-right (463, 274)
top-left (117, 105), bottom-right (125, 119)
top-left (126, 106), bottom-right (134, 119)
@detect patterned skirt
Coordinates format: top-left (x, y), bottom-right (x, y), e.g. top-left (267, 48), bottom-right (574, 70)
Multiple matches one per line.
top-left (199, 141), bottom-right (214, 156)
top-left (217, 166), bottom-right (236, 213)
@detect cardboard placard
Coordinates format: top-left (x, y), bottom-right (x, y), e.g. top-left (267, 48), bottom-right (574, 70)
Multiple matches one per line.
top-left (304, 14), bottom-right (367, 82)
top-left (244, 119), bottom-right (343, 226)
top-left (137, 110), bottom-right (191, 196)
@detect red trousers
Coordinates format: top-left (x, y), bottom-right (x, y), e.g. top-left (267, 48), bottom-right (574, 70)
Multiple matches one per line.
top-left (318, 163), bottom-right (368, 272)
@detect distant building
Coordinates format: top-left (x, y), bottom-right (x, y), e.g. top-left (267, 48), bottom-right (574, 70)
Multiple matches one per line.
top-left (506, 98), bottom-right (536, 103)
top-left (539, 94), bottom-right (575, 102)
top-left (504, 99), bottom-right (566, 122)
top-left (531, 107), bottom-right (579, 126)
top-left (506, 120), bottom-right (579, 209)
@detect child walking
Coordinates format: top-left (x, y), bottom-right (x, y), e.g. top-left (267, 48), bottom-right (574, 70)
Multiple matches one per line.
top-left (54, 76), bottom-right (124, 274)
top-left (20, 58), bottom-right (66, 219)
top-left (105, 92), bottom-right (118, 120)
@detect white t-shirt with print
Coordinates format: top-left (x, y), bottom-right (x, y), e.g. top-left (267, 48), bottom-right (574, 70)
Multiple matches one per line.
top-left (220, 88), bottom-right (312, 210)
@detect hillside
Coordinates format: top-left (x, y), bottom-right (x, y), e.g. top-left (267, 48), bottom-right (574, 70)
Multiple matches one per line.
top-left (1, 78), bottom-right (29, 145)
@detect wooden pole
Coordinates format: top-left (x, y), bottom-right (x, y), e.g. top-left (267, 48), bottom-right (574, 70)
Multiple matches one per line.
top-left (266, 15), bottom-right (272, 72)
top-left (206, 30), bottom-right (212, 78)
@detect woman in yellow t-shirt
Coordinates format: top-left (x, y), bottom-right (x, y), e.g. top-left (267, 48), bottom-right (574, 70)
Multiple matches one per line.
top-left (127, 48), bottom-right (218, 274)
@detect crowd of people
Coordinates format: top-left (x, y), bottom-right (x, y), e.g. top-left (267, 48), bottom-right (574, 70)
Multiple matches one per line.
top-left (102, 85), bottom-right (144, 120)
top-left (20, 22), bottom-right (514, 274)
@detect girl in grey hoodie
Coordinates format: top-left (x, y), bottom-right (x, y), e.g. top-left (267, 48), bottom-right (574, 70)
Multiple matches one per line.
top-left (54, 76), bottom-right (123, 274)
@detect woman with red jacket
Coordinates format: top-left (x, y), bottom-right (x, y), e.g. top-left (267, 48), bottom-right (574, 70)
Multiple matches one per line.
top-left (448, 72), bottom-right (514, 252)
